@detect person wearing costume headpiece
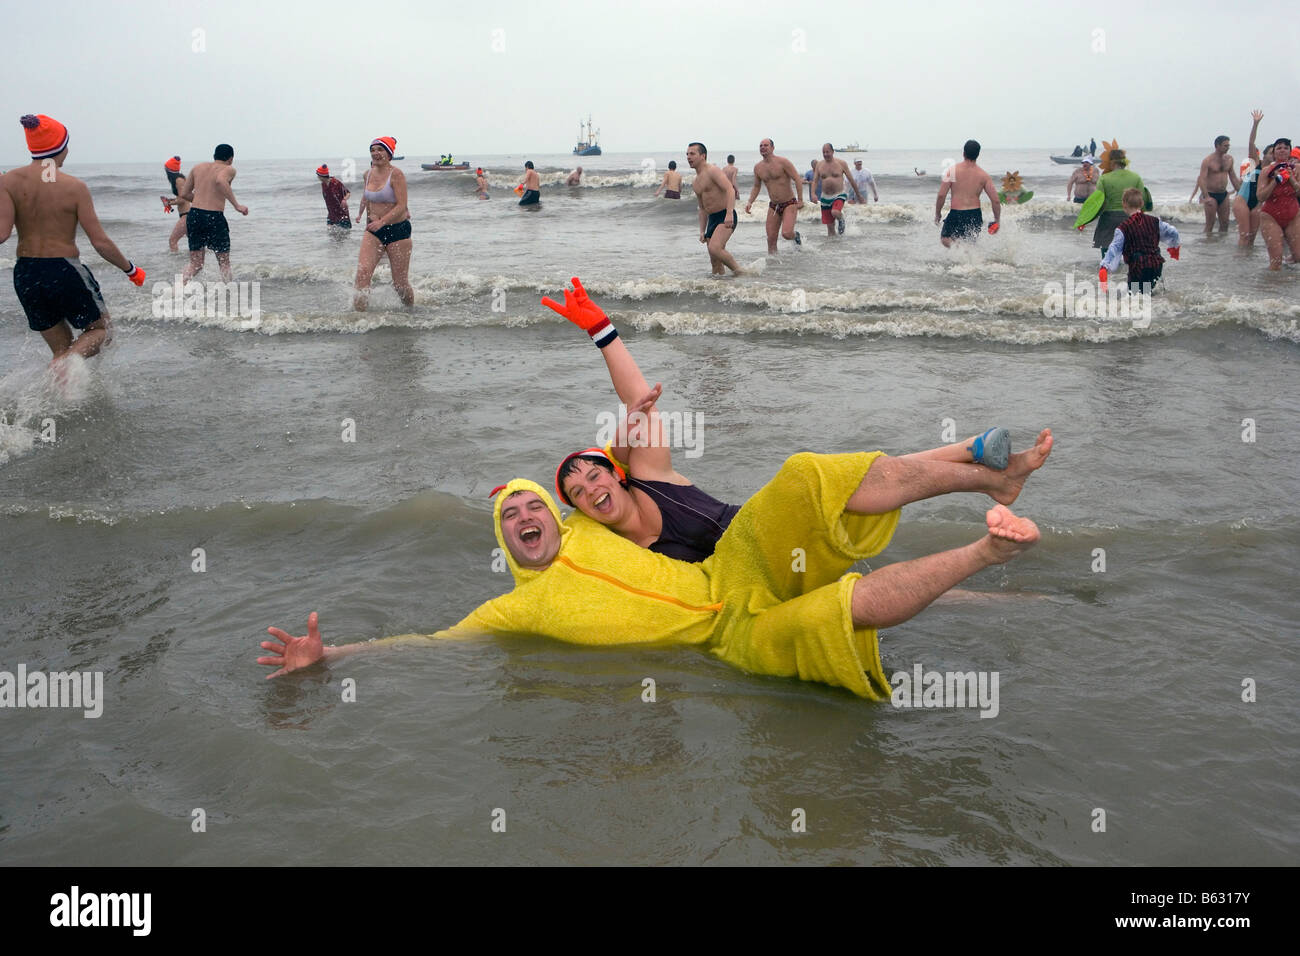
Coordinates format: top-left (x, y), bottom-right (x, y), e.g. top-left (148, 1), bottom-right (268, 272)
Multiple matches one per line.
top-left (161, 156), bottom-right (191, 251)
top-left (261, 277), bottom-right (1056, 699)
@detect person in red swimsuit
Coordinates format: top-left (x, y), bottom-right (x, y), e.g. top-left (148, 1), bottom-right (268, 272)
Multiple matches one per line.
top-left (1256, 138), bottom-right (1300, 270)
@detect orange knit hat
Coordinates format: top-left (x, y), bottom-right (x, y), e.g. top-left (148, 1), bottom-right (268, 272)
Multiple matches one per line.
top-left (165, 155), bottom-right (181, 172)
top-left (20, 114), bottom-right (69, 159)
top-left (370, 136), bottom-right (396, 157)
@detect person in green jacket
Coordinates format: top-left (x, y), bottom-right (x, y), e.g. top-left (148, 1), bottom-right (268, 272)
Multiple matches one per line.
top-left (1092, 148), bottom-right (1147, 249)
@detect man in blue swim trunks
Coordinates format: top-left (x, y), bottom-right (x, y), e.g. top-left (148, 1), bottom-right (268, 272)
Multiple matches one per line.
top-left (936, 139), bottom-right (1000, 247)
top-left (2, 114), bottom-right (145, 367)
top-left (687, 142), bottom-right (743, 275)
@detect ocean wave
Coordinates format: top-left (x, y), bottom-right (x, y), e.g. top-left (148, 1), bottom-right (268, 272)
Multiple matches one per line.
top-left (0, 490), bottom-right (484, 529)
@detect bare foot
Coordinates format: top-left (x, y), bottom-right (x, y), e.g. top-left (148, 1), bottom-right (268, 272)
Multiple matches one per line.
top-left (991, 428), bottom-right (1053, 505)
top-left (983, 504), bottom-right (1040, 563)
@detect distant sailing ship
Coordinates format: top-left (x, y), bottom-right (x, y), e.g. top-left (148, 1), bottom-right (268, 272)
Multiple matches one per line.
top-left (573, 115), bottom-right (602, 156)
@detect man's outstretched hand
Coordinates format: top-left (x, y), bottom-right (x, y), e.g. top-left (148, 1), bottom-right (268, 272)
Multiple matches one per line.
top-left (541, 276), bottom-right (607, 332)
top-left (260, 611), bottom-right (326, 679)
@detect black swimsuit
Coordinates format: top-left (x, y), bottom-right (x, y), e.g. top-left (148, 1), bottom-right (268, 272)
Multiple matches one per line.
top-left (630, 478), bottom-right (740, 563)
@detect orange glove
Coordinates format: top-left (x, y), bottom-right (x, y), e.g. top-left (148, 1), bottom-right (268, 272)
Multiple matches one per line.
top-left (541, 277), bottom-right (618, 348)
top-left (161, 197), bottom-right (174, 214)
top-left (125, 262), bottom-right (146, 287)
top-left (1098, 266), bottom-right (1108, 291)
top-left (988, 222), bottom-right (999, 235)
top-left (1168, 247), bottom-right (1180, 260)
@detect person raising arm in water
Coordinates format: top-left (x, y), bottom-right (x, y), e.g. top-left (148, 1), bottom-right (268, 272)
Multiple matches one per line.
top-left (541, 277), bottom-right (1033, 561)
top-left (260, 435), bottom-right (1052, 700)
top-left (1232, 110), bottom-right (1265, 248)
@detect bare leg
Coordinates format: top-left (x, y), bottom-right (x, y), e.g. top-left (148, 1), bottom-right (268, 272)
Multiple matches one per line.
top-left (215, 252), bottom-right (233, 283)
top-left (1202, 197), bottom-right (1217, 235)
top-left (386, 237), bottom-right (415, 307)
top-left (354, 232), bottom-right (383, 311)
top-left (41, 315), bottom-right (111, 362)
top-left (765, 209), bottom-right (779, 254)
top-left (182, 250), bottom-right (205, 281)
top-left (168, 217), bottom-right (186, 252)
top-left (781, 204), bottom-right (799, 242)
top-left (1217, 198), bottom-right (1231, 232)
top-left (707, 227), bottom-right (743, 275)
top-left (1283, 215), bottom-right (1300, 263)
top-left (1234, 196), bottom-right (1256, 247)
top-left (847, 429), bottom-right (1053, 513)
top-left (1260, 212), bottom-right (1284, 270)
top-left (851, 505), bottom-right (1039, 628)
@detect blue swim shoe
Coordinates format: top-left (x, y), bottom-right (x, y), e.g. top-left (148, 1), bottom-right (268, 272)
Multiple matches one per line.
top-left (968, 427), bottom-right (1011, 470)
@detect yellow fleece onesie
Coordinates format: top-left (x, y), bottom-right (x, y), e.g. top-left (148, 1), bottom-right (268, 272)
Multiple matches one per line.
top-left (393, 452), bottom-right (900, 698)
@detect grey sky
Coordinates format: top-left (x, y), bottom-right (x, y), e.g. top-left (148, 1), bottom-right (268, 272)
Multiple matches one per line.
top-left (6, 0), bottom-right (1298, 163)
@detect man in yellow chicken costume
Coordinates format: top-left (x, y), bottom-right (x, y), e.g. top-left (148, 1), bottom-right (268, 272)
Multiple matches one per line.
top-left (261, 432), bottom-right (1052, 699)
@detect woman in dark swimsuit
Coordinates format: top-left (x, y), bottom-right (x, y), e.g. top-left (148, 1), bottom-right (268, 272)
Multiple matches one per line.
top-left (546, 279), bottom-right (1014, 562)
top-left (161, 156), bottom-right (190, 252)
top-left (1232, 110), bottom-right (1266, 248)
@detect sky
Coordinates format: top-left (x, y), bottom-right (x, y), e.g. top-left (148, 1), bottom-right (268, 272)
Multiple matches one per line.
top-left (4, 0), bottom-right (1298, 164)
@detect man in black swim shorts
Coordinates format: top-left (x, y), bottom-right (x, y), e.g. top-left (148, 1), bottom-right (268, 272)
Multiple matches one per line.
top-left (704, 207), bottom-right (738, 239)
top-left (940, 207), bottom-right (983, 240)
top-left (688, 142), bottom-right (743, 275)
top-left (935, 139), bottom-right (1000, 248)
top-left (181, 144), bottom-right (249, 282)
top-left (2, 113), bottom-right (145, 365)
top-left (518, 160), bottom-right (541, 206)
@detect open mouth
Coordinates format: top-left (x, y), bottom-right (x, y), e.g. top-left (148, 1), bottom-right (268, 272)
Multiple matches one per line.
top-left (519, 526), bottom-right (542, 543)
top-left (593, 492), bottom-right (611, 510)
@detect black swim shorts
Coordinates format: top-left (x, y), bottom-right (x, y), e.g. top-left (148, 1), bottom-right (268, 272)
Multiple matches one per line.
top-left (518, 189), bottom-right (541, 206)
top-left (373, 219), bottom-right (412, 245)
top-left (13, 257), bottom-right (107, 332)
top-left (940, 207), bottom-right (982, 239)
top-left (187, 208), bottom-right (231, 253)
top-left (705, 208), bottom-right (737, 239)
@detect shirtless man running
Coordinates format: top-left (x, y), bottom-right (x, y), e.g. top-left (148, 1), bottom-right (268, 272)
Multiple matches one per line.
top-left (687, 142), bottom-right (743, 275)
top-left (180, 144), bottom-right (248, 282)
top-left (1192, 135), bottom-right (1240, 235)
top-left (723, 154), bottom-right (740, 199)
top-left (813, 143), bottom-right (863, 236)
top-left (1, 114), bottom-right (145, 366)
top-left (935, 139), bottom-right (1000, 247)
top-left (744, 137), bottom-right (803, 253)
